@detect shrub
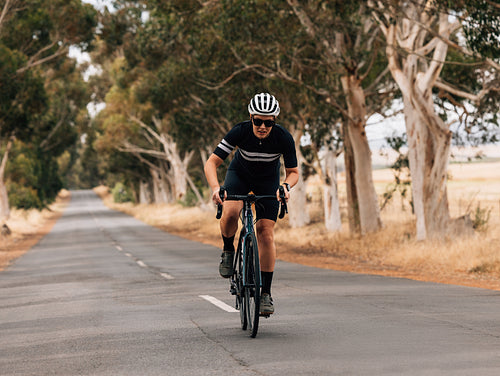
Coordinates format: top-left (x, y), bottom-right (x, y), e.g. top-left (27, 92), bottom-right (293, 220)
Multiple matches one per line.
top-left (8, 184), bottom-right (43, 210)
top-left (471, 204), bottom-right (491, 232)
top-left (112, 182), bottom-right (135, 203)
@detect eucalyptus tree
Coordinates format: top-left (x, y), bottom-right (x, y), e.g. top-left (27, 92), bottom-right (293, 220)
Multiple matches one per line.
top-left (222, 0), bottom-right (393, 234)
top-left (0, 0), bottom-right (96, 222)
top-left (368, 0), bottom-right (499, 240)
top-left (94, 0), bottom-right (217, 206)
top-left (193, 1), bottom-right (324, 227)
top-left (283, 0), bottom-right (389, 235)
top-left (186, 0), bottom-right (396, 234)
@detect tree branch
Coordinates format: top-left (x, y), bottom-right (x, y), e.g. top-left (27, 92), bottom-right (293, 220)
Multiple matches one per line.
top-left (0, 0), bottom-right (13, 34)
top-left (197, 64), bottom-right (269, 90)
top-left (286, 0), bottom-right (338, 65)
top-left (16, 45), bottom-right (68, 74)
top-left (129, 114), bottom-right (164, 147)
top-left (434, 78), bottom-right (492, 103)
top-left (40, 111), bottom-right (67, 150)
top-left (365, 66), bottom-right (390, 92)
top-left (118, 141), bottom-right (168, 160)
top-left (0, 132), bottom-right (15, 181)
top-left (421, 13), bottom-right (450, 89)
top-left (486, 58), bottom-right (500, 71)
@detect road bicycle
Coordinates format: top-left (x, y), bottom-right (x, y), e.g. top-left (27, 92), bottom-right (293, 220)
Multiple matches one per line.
top-left (216, 186), bottom-right (287, 338)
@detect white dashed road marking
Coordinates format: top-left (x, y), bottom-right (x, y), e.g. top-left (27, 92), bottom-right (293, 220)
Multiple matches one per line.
top-left (199, 295), bottom-right (238, 313)
top-left (136, 260), bottom-right (147, 268)
top-left (160, 272), bottom-right (175, 280)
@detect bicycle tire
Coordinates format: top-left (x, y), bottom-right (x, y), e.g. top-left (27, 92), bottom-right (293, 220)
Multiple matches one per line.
top-left (244, 233), bottom-right (260, 338)
top-left (236, 245), bottom-right (247, 330)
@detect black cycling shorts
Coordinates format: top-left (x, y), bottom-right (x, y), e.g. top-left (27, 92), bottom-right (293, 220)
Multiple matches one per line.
top-left (223, 167), bottom-right (280, 222)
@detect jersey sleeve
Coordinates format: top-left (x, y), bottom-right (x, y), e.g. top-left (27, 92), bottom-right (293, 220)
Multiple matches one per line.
top-left (282, 131), bottom-right (298, 169)
top-left (213, 124), bottom-right (242, 160)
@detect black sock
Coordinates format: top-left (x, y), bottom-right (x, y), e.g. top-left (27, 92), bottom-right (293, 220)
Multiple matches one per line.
top-left (222, 235), bottom-right (235, 252)
top-left (261, 271), bottom-right (273, 295)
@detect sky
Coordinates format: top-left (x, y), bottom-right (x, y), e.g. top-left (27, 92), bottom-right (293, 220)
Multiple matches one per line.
top-left (82, 0), bottom-right (112, 11)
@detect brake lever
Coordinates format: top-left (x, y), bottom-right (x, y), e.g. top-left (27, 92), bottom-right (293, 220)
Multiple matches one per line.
top-left (216, 187), bottom-right (226, 219)
top-left (278, 185), bottom-right (288, 219)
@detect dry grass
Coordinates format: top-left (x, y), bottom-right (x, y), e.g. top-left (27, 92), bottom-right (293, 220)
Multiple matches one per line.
top-left (0, 190), bottom-right (70, 271)
top-left (3, 160), bottom-right (498, 291)
top-left (94, 161), bottom-right (500, 290)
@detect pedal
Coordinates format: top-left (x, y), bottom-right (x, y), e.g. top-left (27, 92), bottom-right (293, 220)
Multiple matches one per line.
top-left (229, 281), bottom-right (237, 295)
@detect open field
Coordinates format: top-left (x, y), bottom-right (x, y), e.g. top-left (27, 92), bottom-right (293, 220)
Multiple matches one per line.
top-left (94, 160), bottom-right (500, 291)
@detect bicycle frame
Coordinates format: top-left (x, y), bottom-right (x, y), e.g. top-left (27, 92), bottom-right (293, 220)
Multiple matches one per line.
top-left (239, 196), bottom-right (258, 289)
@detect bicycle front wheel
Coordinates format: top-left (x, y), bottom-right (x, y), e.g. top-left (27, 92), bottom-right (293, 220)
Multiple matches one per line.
top-left (244, 233), bottom-right (260, 338)
top-left (236, 242), bottom-right (247, 331)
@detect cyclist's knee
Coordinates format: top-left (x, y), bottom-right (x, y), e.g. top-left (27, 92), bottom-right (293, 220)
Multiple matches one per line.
top-left (256, 221), bottom-right (275, 243)
top-left (222, 208), bottom-right (239, 223)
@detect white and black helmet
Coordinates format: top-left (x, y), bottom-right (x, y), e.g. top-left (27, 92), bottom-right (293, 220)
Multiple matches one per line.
top-left (248, 92), bottom-right (280, 117)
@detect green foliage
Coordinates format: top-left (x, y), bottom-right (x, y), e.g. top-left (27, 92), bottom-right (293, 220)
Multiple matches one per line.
top-left (178, 188), bottom-right (198, 207)
top-left (462, 0), bottom-right (500, 59)
top-left (112, 182), bottom-right (135, 203)
top-left (380, 134), bottom-right (413, 212)
top-left (8, 184), bottom-right (43, 210)
top-left (471, 204), bottom-right (491, 232)
top-left (87, 0), bottom-right (499, 211)
top-left (5, 141), bottom-right (63, 209)
top-left (0, 0), bottom-right (97, 213)
top-left (0, 45), bottom-right (47, 138)
top-left (438, 46), bottom-right (499, 147)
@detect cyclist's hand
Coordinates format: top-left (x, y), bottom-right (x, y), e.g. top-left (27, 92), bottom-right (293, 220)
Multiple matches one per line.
top-left (212, 187), bottom-right (222, 205)
top-left (212, 187), bottom-right (226, 205)
top-left (277, 185), bottom-right (290, 202)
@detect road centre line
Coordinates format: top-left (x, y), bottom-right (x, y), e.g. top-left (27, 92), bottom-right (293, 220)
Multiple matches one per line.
top-left (118, 249), bottom-right (175, 280)
top-left (115, 245), bottom-right (123, 251)
top-left (199, 295), bottom-right (238, 313)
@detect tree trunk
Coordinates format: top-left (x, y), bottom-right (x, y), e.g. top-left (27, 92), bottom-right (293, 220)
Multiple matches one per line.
top-left (403, 93), bottom-right (451, 239)
top-left (0, 180), bottom-right (9, 224)
top-left (0, 137), bottom-right (14, 224)
top-left (288, 130), bottom-right (309, 227)
top-left (169, 152), bottom-right (189, 201)
top-left (151, 167), bottom-right (170, 204)
top-left (322, 147), bottom-right (341, 231)
top-left (381, 10), bottom-right (453, 240)
top-left (342, 120), bottom-right (360, 234)
top-left (341, 74), bottom-right (382, 234)
top-left (139, 180), bottom-right (152, 204)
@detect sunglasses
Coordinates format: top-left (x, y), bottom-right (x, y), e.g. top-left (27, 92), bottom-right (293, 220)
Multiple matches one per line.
top-left (252, 117), bottom-right (275, 127)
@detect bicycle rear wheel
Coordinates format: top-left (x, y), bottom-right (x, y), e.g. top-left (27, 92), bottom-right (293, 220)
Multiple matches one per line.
top-left (244, 233), bottom-right (260, 338)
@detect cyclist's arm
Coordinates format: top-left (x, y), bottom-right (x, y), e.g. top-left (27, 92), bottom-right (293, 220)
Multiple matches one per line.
top-left (278, 167), bottom-right (299, 201)
top-left (204, 153), bottom-right (224, 205)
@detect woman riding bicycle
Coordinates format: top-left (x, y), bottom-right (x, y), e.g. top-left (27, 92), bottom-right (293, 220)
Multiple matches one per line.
top-left (204, 92), bottom-right (299, 315)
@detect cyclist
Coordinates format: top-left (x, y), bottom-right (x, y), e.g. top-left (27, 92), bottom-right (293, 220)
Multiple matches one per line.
top-left (204, 92), bottom-right (299, 315)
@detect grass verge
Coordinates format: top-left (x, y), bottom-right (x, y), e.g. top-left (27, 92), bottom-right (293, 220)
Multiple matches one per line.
top-left (0, 190), bottom-right (70, 271)
top-left (94, 181), bottom-right (500, 291)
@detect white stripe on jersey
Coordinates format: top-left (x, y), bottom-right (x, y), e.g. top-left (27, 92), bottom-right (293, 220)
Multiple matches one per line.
top-left (239, 149), bottom-right (281, 162)
top-left (217, 139), bottom-right (234, 154)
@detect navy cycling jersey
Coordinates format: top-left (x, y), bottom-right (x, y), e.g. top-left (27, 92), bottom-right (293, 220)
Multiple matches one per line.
top-left (214, 120), bottom-right (297, 177)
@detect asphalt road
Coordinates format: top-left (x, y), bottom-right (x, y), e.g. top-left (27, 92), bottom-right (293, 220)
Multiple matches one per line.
top-left (1, 190), bottom-right (500, 376)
